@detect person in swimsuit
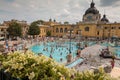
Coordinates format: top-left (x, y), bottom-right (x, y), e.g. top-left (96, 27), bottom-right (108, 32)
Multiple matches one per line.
top-left (110, 58), bottom-right (115, 68)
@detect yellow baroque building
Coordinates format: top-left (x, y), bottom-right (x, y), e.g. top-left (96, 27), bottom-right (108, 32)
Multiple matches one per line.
top-left (0, 25), bottom-right (8, 39)
top-left (51, 24), bottom-right (71, 37)
top-left (40, 1), bottom-right (120, 39)
top-left (39, 25), bottom-right (49, 37)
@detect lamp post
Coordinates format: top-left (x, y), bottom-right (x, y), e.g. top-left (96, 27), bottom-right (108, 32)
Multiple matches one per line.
top-left (78, 30), bottom-right (82, 49)
top-left (114, 35), bottom-right (118, 47)
top-left (4, 30), bottom-right (7, 40)
top-left (4, 30), bottom-right (9, 51)
top-left (68, 29), bottom-right (73, 54)
top-left (111, 31), bottom-right (114, 42)
top-left (108, 30), bottom-right (110, 42)
top-left (102, 26), bottom-right (105, 40)
top-left (67, 29), bottom-right (73, 63)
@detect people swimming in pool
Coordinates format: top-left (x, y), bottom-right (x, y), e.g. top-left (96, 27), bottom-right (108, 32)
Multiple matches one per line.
top-left (60, 52), bottom-right (62, 55)
top-left (50, 54), bottom-right (52, 58)
top-left (60, 58), bottom-right (62, 62)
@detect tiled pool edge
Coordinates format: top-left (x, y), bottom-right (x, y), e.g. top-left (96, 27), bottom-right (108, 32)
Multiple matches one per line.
top-left (66, 57), bottom-right (84, 68)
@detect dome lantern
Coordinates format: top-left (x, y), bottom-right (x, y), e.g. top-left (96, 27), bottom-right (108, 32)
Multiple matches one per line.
top-left (101, 14), bottom-right (109, 23)
top-left (90, 0), bottom-right (95, 8)
top-left (84, 0), bottom-right (99, 15)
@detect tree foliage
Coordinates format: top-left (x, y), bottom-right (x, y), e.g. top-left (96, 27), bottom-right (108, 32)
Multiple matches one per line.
top-left (46, 31), bottom-right (51, 37)
top-left (28, 21), bottom-right (40, 37)
top-left (7, 22), bottom-right (22, 38)
top-left (0, 51), bottom-right (75, 80)
top-left (34, 20), bottom-right (44, 25)
top-left (0, 51), bottom-right (117, 80)
top-left (64, 21), bottom-right (69, 25)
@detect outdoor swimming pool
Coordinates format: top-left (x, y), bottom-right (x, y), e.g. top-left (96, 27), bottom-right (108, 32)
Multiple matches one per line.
top-left (114, 47), bottom-right (120, 58)
top-left (31, 42), bottom-right (78, 63)
top-left (30, 41), bottom-right (95, 63)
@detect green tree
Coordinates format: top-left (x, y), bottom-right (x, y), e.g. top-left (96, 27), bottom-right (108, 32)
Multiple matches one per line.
top-left (64, 21), bottom-right (69, 25)
top-left (32, 20), bottom-right (44, 25)
top-left (7, 22), bottom-right (22, 39)
top-left (28, 21), bottom-right (40, 38)
top-left (46, 31), bottom-right (51, 37)
top-left (36, 20), bottom-right (44, 24)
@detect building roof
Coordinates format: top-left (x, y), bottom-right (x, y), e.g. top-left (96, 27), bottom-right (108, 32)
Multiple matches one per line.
top-left (84, 0), bottom-right (99, 15)
top-left (38, 24), bottom-right (50, 28)
top-left (101, 14), bottom-right (109, 22)
top-left (0, 25), bottom-right (8, 28)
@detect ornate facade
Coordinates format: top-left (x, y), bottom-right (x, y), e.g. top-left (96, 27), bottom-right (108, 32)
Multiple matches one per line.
top-left (3, 19), bottom-right (28, 38)
top-left (45, 0), bottom-right (120, 39)
top-left (0, 25), bottom-right (8, 39)
top-left (83, 0), bottom-right (101, 23)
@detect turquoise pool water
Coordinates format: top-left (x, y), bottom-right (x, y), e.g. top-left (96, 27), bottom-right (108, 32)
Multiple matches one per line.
top-left (114, 47), bottom-right (120, 58)
top-left (101, 42), bottom-right (115, 47)
top-left (30, 41), bottom-right (120, 63)
top-left (30, 42), bottom-right (77, 63)
top-left (30, 41), bottom-right (95, 63)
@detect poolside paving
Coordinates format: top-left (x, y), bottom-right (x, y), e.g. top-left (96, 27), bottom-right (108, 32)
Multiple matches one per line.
top-left (75, 44), bottom-right (120, 72)
top-left (110, 67), bottom-right (120, 79)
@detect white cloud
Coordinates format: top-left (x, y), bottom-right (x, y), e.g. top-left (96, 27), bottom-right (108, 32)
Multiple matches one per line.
top-left (63, 9), bottom-right (70, 14)
top-left (0, 0), bottom-right (120, 24)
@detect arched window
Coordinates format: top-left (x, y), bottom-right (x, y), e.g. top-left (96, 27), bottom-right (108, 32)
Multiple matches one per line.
top-left (64, 28), bottom-right (67, 33)
top-left (1, 28), bottom-right (4, 31)
top-left (97, 31), bottom-right (99, 35)
top-left (56, 28), bottom-right (59, 33)
top-left (60, 28), bottom-right (63, 33)
top-left (112, 27), bottom-right (115, 29)
top-left (85, 27), bottom-right (89, 31)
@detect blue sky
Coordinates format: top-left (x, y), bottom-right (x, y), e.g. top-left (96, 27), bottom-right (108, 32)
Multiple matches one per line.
top-left (0, 0), bottom-right (120, 24)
